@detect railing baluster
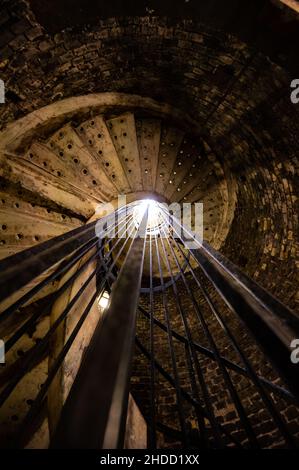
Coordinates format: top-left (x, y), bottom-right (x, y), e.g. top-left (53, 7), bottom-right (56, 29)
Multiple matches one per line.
top-left (159, 230), bottom-right (219, 448)
top-left (51, 210), bottom-right (149, 449)
top-left (160, 209), bottom-right (298, 448)
top-left (148, 230), bottom-right (157, 448)
top-left (0, 205), bottom-right (127, 303)
top-left (160, 206), bottom-right (299, 400)
top-left (135, 337), bottom-right (242, 448)
top-left (0, 200), bottom-right (298, 450)
top-left (163, 230), bottom-right (259, 448)
top-left (3, 211), bottom-right (132, 352)
top-left (138, 305), bottom-right (296, 404)
top-left (153, 232), bottom-right (189, 447)
top-left (0, 213), bottom-right (137, 409)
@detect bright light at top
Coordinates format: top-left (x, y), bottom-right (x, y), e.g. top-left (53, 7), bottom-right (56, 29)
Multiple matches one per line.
top-left (132, 199), bottom-right (166, 235)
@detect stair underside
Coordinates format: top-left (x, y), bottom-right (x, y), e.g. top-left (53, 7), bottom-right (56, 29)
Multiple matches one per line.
top-left (0, 109), bottom-right (236, 271)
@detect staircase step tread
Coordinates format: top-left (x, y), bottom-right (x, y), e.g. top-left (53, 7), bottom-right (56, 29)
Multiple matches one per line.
top-left (106, 112), bottom-right (143, 192)
top-left (45, 124), bottom-right (116, 200)
top-left (166, 135), bottom-right (202, 201)
top-left (77, 115), bottom-right (131, 195)
top-left (2, 153), bottom-right (95, 218)
top-left (155, 126), bottom-right (184, 195)
top-left (136, 118), bottom-right (161, 192)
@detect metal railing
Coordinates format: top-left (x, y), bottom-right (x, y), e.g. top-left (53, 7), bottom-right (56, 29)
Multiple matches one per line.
top-left (0, 202), bottom-right (298, 449)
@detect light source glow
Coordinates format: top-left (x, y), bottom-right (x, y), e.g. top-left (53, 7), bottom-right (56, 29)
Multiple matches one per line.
top-left (98, 290), bottom-right (110, 310)
top-left (132, 199), bottom-right (166, 235)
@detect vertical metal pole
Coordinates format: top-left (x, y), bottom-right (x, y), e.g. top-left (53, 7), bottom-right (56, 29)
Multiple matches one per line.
top-left (0, 213), bottom-right (137, 410)
top-left (154, 232), bottom-right (189, 447)
top-left (148, 230), bottom-right (157, 448)
top-left (166, 214), bottom-right (296, 448)
top-left (159, 230), bottom-right (224, 448)
top-left (52, 210), bottom-right (148, 449)
top-left (15, 216), bottom-right (139, 447)
top-left (165, 232), bottom-right (259, 448)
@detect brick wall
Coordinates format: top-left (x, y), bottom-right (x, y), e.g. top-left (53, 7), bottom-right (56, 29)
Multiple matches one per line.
top-left (0, 0), bottom-right (298, 448)
top-left (0, 1), bottom-right (297, 305)
top-left (132, 277), bottom-right (299, 448)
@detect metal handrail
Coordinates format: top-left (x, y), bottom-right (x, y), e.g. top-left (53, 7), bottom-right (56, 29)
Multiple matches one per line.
top-left (0, 202), bottom-right (298, 449)
top-left (159, 207), bottom-right (299, 402)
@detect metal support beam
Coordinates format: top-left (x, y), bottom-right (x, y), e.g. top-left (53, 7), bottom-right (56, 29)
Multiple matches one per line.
top-left (161, 208), bottom-right (299, 402)
top-left (51, 210), bottom-right (148, 449)
top-left (190, 244), bottom-right (299, 402)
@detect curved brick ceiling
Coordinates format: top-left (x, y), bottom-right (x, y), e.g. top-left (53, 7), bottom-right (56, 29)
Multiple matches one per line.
top-left (0, 0), bottom-right (298, 310)
top-left (29, 0), bottom-right (299, 74)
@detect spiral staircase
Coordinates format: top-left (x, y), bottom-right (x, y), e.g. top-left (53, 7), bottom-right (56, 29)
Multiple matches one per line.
top-left (0, 107), bottom-right (235, 260)
top-left (0, 94), bottom-right (298, 450)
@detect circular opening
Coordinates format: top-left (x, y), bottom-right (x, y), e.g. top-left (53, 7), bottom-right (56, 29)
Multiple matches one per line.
top-left (132, 199), bottom-right (169, 236)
